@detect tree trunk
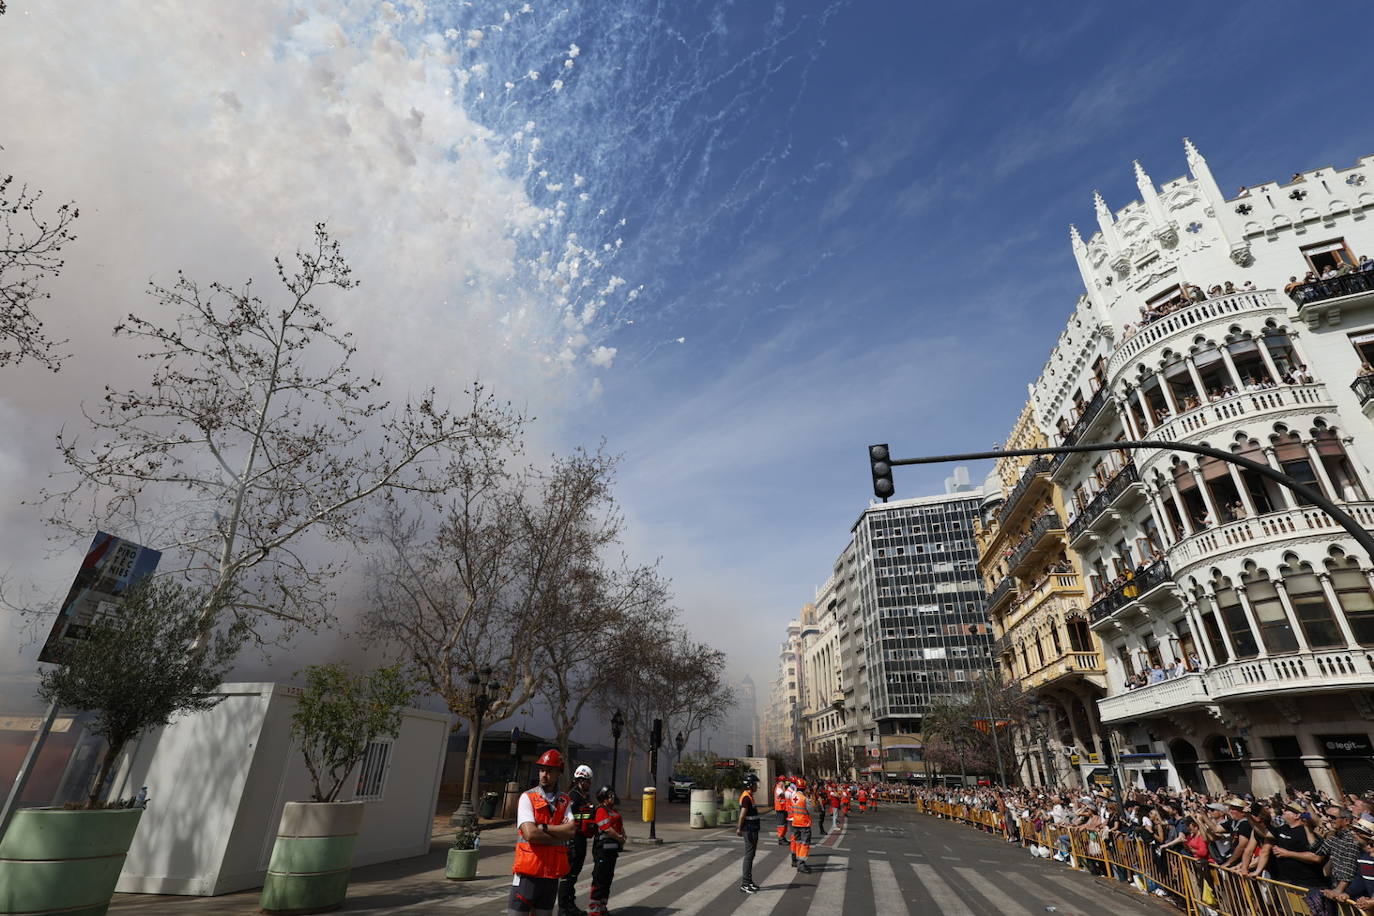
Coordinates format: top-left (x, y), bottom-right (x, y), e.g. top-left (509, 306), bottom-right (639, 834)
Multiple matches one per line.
top-left (557, 729), bottom-right (572, 791)
top-left (87, 738), bottom-right (125, 810)
top-left (460, 715), bottom-right (482, 810)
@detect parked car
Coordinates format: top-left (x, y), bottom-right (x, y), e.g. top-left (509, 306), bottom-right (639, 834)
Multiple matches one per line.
top-left (667, 773), bottom-right (694, 802)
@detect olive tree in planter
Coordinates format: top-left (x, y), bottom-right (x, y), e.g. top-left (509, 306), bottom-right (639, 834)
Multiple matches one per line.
top-left (260, 663), bottom-right (412, 916)
top-left (1, 579), bottom-right (241, 916)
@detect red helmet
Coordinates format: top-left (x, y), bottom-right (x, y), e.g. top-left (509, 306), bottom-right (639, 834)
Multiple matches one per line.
top-left (795, 778), bottom-right (806, 788)
top-left (536, 749), bottom-right (564, 770)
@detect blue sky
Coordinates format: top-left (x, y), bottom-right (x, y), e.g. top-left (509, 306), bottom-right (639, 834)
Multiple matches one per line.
top-left (3, 0), bottom-right (1374, 707)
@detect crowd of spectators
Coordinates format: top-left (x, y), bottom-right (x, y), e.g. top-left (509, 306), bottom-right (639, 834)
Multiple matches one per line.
top-left (1286, 256), bottom-right (1374, 304)
top-left (911, 781), bottom-right (1374, 914)
top-left (1121, 280), bottom-right (1256, 341)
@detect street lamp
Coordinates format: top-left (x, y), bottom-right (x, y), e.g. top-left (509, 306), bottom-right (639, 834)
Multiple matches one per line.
top-left (452, 665), bottom-right (501, 829)
top-left (610, 709), bottom-right (625, 793)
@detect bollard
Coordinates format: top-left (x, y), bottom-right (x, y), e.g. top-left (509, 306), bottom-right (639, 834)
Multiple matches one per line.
top-left (642, 787), bottom-right (656, 823)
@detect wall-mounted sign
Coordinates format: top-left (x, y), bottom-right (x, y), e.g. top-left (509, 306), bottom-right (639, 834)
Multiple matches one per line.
top-left (1319, 734), bottom-right (1373, 757)
top-left (38, 532), bottom-right (162, 664)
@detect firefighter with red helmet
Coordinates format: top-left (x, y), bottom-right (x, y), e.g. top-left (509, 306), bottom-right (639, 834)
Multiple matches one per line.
top-left (788, 779), bottom-right (813, 874)
top-left (510, 749), bottom-right (577, 916)
top-left (773, 775), bottom-right (790, 846)
top-left (588, 785), bottom-right (626, 916)
top-left (558, 764), bottom-right (596, 916)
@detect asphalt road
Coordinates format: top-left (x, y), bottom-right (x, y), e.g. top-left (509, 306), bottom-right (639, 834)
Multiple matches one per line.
top-left (449, 804), bottom-right (1171, 916)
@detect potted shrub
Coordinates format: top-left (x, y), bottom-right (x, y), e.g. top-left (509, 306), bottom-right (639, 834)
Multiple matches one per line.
top-left (259, 663), bottom-right (412, 915)
top-left (445, 818), bottom-right (480, 880)
top-left (2, 579), bottom-right (242, 916)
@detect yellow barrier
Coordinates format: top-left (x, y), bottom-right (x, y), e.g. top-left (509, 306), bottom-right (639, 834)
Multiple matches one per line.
top-left (913, 797), bottom-right (1371, 916)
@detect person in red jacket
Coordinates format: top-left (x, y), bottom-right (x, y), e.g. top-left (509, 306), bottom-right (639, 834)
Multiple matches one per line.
top-left (510, 750), bottom-right (578, 916)
top-left (588, 786), bottom-right (627, 916)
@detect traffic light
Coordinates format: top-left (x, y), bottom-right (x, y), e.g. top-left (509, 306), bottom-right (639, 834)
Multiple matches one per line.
top-left (869, 444), bottom-right (894, 501)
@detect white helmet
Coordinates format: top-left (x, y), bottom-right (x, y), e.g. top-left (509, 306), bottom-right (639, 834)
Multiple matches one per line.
top-left (574, 765), bottom-right (593, 780)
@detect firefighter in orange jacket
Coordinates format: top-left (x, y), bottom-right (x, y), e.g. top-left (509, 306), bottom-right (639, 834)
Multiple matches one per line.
top-left (510, 750), bottom-right (578, 916)
top-left (774, 776), bottom-right (790, 846)
top-left (788, 780), bottom-right (813, 874)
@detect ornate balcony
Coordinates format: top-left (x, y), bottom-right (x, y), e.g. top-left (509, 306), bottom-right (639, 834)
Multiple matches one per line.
top-left (1354, 374), bottom-right (1374, 415)
top-left (1166, 501), bottom-right (1374, 577)
top-left (1292, 270), bottom-right (1374, 308)
top-left (1060, 386), bottom-right (1109, 449)
top-left (1097, 671), bottom-right (1209, 724)
top-left (986, 576), bottom-right (1017, 612)
top-left (1025, 649), bottom-right (1105, 690)
top-left (1087, 557), bottom-right (1172, 625)
top-left (1142, 383), bottom-right (1334, 456)
top-left (997, 457), bottom-right (1054, 526)
top-left (1107, 290), bottom-right (1286, 380)
top-left (1067, 462), bottom-right (1141, 544)
top-left (1007, 511), bottom-right (1064, 575)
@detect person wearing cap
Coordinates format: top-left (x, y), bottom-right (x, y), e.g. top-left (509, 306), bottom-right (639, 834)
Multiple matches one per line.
top-left (1219, 798), bottom-right (1255, 869)
top-left (1323, 819), bottom-right (1374, 906)
top-left (1315, 806), bottom-right (1361, 896)
top-left (557, 764), bottom-right (596, 916)
top-left (1250, 801), bottom-right (1326, 889)
top-left (510, 749), bottom-right (577, 916)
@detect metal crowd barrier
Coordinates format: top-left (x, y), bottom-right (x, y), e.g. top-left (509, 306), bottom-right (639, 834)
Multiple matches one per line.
top-left (913, 798), bottom-right (1365, 916)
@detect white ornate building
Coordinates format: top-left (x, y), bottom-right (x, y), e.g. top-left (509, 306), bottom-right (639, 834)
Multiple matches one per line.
top-left (1030, 141), bottom-right (1374, 795)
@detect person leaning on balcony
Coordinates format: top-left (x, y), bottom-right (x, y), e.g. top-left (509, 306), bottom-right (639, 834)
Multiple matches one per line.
top-left (1286, 276), bottom-right (1304, 298)
top-left (1361, 254), bottom-right (1374, 273)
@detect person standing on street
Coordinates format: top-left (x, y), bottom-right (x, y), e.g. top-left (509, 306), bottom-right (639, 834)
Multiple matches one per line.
top-left (558, 764), bottom-right (596, 916)
top-left (789, 779), bottom-right (814, 874)
top-left (775, 776), bottom-right (791, 846)
top-left (588, 786), bottom-right (626, 916)
top-left (510, 750), bottom-right (577, 916)
top-left (736, 773), bottom-right (761, 894)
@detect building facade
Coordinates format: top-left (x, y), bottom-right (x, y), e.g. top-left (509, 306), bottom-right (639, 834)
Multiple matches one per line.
top-left (977, 403), bottom-right (1110, 789)
top-left (1028, 142), bottom-right (1374, 795)
top-left (850, 479), bottom-right (995, 780)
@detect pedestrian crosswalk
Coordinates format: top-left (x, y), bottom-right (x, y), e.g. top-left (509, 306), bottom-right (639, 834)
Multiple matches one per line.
top-left (440, 831), bottom-right (1152, 915)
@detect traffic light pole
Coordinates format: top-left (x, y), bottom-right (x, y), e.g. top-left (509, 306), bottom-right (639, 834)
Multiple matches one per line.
top-left (873, 439), bottom-right (1374, 563)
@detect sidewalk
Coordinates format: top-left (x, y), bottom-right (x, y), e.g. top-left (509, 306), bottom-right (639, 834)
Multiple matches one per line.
top-left (109, 804), bottom-right (736, 913)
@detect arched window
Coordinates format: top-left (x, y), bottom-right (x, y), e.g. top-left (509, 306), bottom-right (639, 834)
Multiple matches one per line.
top-left (1280, 557), bottom-right (1342, 649)
top-left (1271, 429), bottom-right (1324, 504)
top-left (1050, 623), bottom-right (1063, 656)
top-left (1326, 553), bottom-right (1374, 646)
top-left (1213, 576), bottom-right (1259, 658)
top-left (1242, 564), bottom-right (1298, 653)
top-left (1312, 424), bottom-right (1368, 501)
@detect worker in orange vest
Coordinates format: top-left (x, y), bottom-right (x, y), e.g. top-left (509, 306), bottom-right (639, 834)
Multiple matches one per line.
top-left (857, 787), bottom-right (868, 813)
top-left (788, 779), bottom-right (814, 874)
top-left (510, 749), bottom-right (578, 916)
top-left (774, 775), bottom-right (790, 846)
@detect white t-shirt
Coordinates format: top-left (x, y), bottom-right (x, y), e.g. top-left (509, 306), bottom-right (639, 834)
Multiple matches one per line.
top-left (517, 787), bottom-right (574, 830)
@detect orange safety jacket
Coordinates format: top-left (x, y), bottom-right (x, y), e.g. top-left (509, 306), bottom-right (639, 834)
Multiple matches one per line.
top-left (513, 789), bottom-right (572, 879)
top-left (788, 792), bottom-right (812, 828)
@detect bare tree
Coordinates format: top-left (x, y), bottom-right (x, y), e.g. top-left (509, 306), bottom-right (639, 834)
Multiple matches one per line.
top-left (1, 172), bottom-right (78, 370)
top-left (536, 560), bottom-right (674, 787)
top-left (366, 445), bottom-right (630, 809)
top-left (46, 224), bottom-right (520, 642)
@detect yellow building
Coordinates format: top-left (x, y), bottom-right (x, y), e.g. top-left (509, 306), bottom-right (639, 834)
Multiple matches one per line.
top-left (976, 403), bottom-right (1109, 787)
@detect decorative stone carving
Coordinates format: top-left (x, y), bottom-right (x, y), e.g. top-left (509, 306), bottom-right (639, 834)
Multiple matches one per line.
top-left (1153, 225), bottom-right (1180, 249)
top-left (1111, 253), bottom-right (1132, 279)
top-left (1205, 703), bottom-right (1251, 731)
top-left (1352, 692), bottom-right (1374, 721)
top-left (1229, 243), bottom-right (1254, 267)
top-left (1273, 698), bottom-right (1302, 724)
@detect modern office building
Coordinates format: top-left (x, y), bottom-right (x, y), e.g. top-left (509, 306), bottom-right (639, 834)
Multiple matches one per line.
top-left (1028, 141), bottom-right (1374, 795)
top-left (850, 475), bottom-right (995, 779)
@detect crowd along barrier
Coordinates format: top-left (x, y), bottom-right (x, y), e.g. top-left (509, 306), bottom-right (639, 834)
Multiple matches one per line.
top-left (912, 798), bottom-right (1363, 916)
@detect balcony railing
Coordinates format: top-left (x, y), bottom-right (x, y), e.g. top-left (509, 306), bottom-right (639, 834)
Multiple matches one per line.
top-left (1291, 270), bottom-right (1374, 306)
top-left (997, 456), bottom-right (1053, 523)
top-left (1167, 501), bottom-right (1374, 573)
top-left (1354, 373), bottom-right (1374, 408)
top-left (1087, 557), bottom-right (1171, 624)
top-left (1007, 511), bottom-right (1064, 573)
top-left (1059, 386), bottom-right (1108, 449)
top-left (1067, 462), bottom-right (1140, 541)
top-left (1024, 649), bottom-right (1104, 689)
top-left (1107, 290), bottom-right (1284, 379)
top-left (1097, 672), bottom-right (1209, 723)
top-left (986, 576), bottom-right (1016, 610)
top-left (1146, 383), bottom-right (1332, 444)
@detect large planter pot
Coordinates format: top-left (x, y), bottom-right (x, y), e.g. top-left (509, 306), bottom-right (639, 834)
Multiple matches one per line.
top-left (687, 788), bottom-right (717, 829)
top-left (260, 801), bottom-right (365, 915)
top-left (721, 788), bottom-right (740, 806)
top-left (0, 807), bottom-right (143, 916)
top-left (445, 847), bottom-right (479, 880)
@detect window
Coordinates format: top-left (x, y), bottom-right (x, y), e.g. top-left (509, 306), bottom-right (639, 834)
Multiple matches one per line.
top-left (1146, 284), bottom-right (1188, 312)
top-left (1214, 583), bottom-right (1258, 658)
top-left (355, 739), bottom-right (393, 801)
top-left (1245, 571), bottom-right (1298, 654)
top-left (1301, 238), bottom-right (1356, 275)
top-left (1329, 556), bottom-right (1374, 645)
top-left (1284, 567), bottom-right (1343, 648)
top-left (1350, 330), bottom-right (1374, 367)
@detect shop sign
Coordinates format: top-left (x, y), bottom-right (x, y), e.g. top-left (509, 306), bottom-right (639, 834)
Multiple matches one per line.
top-left (1319, 734), bottom-right (1373, 757)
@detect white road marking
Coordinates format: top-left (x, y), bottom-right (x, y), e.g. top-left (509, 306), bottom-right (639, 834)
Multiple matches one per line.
top-left (955, 867), bottom-right (1037, 915)
top-left (730, 851), bottom-right (801, 916)
top-left (804, 853), bottom-right (847, 916)
top-left (605, 845), bottom-right (736, 910)
top-left (431, 843), bottom-right (686, 911)
top-left (913, 863), bottom-right (966, 913)
top-left (869, 858), bottom-right (905, 913)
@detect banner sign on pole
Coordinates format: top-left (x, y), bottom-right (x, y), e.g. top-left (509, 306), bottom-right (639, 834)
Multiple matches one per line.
top-left (38, 532), bottom-right (162, 664)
